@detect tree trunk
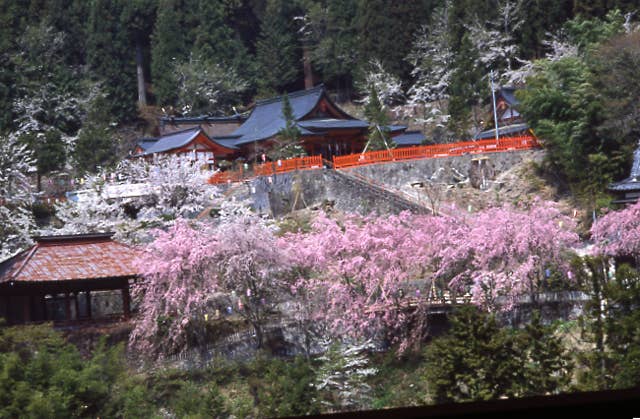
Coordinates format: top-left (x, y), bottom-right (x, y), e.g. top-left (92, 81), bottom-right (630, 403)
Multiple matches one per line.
top-left (135, 37), bottom-right (147, 107)
top-left (254, 323), bottom-right (263, 349)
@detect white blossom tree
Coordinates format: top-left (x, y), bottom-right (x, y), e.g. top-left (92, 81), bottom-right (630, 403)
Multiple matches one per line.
top-left (52, 155), bottom-right (221, 242)
top-left (173, 54), bottom-right (248, 116)
top-left (315, 340), bottom-right (378, 412)
top-left (0, 134), bottom-right (36, 261)
top-left (357, 59), bottom-right (404, 107)
top-left (466, 0), bottom-right (524, 79)
top-left (405, 3), bottom-right (453, 133)
top-left (11, 24), bottom-right (98, 151)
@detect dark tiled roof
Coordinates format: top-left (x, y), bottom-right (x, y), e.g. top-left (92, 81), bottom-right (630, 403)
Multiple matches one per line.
top-left (230, 86), bottom-right (326, 145)
top-left (210, 138), bottom-right (240, 150)
top-left (393, 131), bottom-right (428, 146)
top-left (0, 233), bottom-right (140, 283)
top-left (387, 125), bottom-right (408, 133)
top-left (297, 118), bottom-right (369, 130)
top-left (474, 123), bottom-right (529, 140)
top-left (500, 86), bottom-right (519, 106)
top-left (609, 146), bottom-right (640, 192)
top-left (139, 127), bottom-right (201, 154)
top-left (224, 85), bottom-right (364, 146)
top-left (136, 138), bottom-right (159, 151)
top-left (160, 114), bottom-right (248, 124)
top-left (136, 127), bottom-right (237, 155)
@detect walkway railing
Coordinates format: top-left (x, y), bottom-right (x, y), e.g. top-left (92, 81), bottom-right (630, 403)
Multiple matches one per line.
top-left (253, 155), bottom-right (323, 177)
top-left (332, 136), bottom-right (540, 169)
top-left (208, 155), bottom-right (323, 185)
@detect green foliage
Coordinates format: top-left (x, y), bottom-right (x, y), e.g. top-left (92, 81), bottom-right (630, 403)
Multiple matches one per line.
top-left (255, 0), bottom-right (301, 95)
top-left (73, 91), bottom-right (119, 175)
top-left (258, 357), bottom-right (319, 417)
top-left (603, 263), bottom-right (640, 389)
top-left (151, 0), bottom-right (189, 106)
top-left (425, 306), bottom-right (572, 403)
top-left (86, 0), bottom-right (137, 122)
top-left (302, 0), bottom-right (360, 96)
top-left (0, 325), bottom-right (128, 418)
top-left (576, 259), bottom-right (640, 390)
top-left (20, 130), bottom-right (66, 179)
top-left (520, 312), bottom-right (573, 396)
top-left (171, 381), bottom-right (229, 418)
top-left (356, 0), bottom-right (434, 80)
top-left (518, 56), bottom-right (609, 197)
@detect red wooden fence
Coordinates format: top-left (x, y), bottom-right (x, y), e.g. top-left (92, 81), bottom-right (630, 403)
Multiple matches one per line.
top-left (208, 137), bottom-right (540, 184)
top-left (208, 155), bottom-right (323, 184)
top-left (253, 155), bottom-right (323, 177)
top-left (332, 136), bottom-right (540, 169)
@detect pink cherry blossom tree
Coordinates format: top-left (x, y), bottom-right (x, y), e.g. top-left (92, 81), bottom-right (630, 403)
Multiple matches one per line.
top-left (130, 214), bottom-right (294, 358)
top-left (438, 199), bottom-right (579, 310)
top-left (591, 200), bottom-right (640, 262)
top-left (283, 211), bottom-right (456, 353)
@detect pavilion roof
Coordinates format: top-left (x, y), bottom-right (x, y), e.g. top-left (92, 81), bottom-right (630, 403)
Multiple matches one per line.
top-left (0, 233), bottom-right (140, 284)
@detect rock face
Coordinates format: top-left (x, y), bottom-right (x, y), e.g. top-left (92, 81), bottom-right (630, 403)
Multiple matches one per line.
top-left (233, 149), bottom-right (546, 217)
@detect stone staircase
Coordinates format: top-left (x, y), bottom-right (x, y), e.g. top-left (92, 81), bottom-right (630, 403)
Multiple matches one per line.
top-left (327, 169), bottom-right (433, 215)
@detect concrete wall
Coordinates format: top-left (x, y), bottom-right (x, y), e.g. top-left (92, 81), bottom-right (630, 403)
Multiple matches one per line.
top-left (241, 150), bottom-right (543, 217)
top-left (343, 149), bottom-right (542, 190)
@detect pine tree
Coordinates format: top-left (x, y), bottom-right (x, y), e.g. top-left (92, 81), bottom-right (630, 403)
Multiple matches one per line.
top-left (120, 0), bottom-right (158, 108)
top-left (356, 0), bottom-right (434, 80)
top-left (363, 86), bottom-right (394, 151)
top-left (20, 130), bottom-right (66, 191)
top-left (425, 306), bottom-right (524, 403)
top-left (300, 0), bottom-right (359, 98)
top-left (520, 312), bottom-right (573, 396)
top-left (73, 93), bottom-right (117, 174)
top-left (255, 0), bottom-right (301, 95)
top-left (258, 357), bottom-right (319, 417)
top-left (269, 93), bottom-right (305, 159)
top-left (151, 0), bottom-right (189, 107)
top-left (191, 0), bottom-right (253, 81)
top-left (86, 0), bottom-right (137, 122)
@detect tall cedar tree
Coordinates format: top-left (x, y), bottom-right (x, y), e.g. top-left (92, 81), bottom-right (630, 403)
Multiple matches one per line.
top-left (151, 0), bottom-right (189, 107)
top-left (363, 86), bottom-right (393, 151)
top-left (86, 0), bottom-right (137, 122)
top-left (302, 0), bottom-right (359, 99)
top-left (191, 0), bottom-right (253, 82)
top-left (120, 0), bottom-right (158, 108)
top-left (256, 0), bottom-right (301, 96)
top-left (356, 0), bottom-right (435, 80)
top-left (20, 130), bottom-right (66, 192)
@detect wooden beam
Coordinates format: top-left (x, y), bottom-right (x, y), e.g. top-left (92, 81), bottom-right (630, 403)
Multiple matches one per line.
top-left (122, 286), bottom-right (131, 319)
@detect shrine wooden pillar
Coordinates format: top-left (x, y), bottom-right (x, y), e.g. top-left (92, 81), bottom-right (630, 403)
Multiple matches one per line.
top-left (122, 285), bottom-right (131, 319)
top-left (23, 295), bottom-right (31, 323)
top-left (65, 293), bottom-right (72, 321)
top-left (86, 291), bottom-right (92, 319)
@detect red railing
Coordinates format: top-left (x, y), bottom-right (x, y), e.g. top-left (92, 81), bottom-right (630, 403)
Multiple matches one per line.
top-left (208, 155), bottom-right (324, 184)
top-left (253, 155), bottom-right (323, 177)
top-left (332, 136), bottom-right (540, 169)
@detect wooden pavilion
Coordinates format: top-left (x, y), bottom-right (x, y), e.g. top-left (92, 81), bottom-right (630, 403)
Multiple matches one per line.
top-left (0, 233), bottom-right (140, 325)
top-left (212, 85), bottom-right (408, 161)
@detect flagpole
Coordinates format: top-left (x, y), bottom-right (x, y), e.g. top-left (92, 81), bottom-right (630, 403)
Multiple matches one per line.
top-left (490, 69), bottom-right (500, 144)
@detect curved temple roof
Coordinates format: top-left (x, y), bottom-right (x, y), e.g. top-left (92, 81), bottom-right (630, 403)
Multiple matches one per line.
top-left (0, 233), bottom-right (140, 283)
top-left (221, 85), bottom-right (362, 146)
